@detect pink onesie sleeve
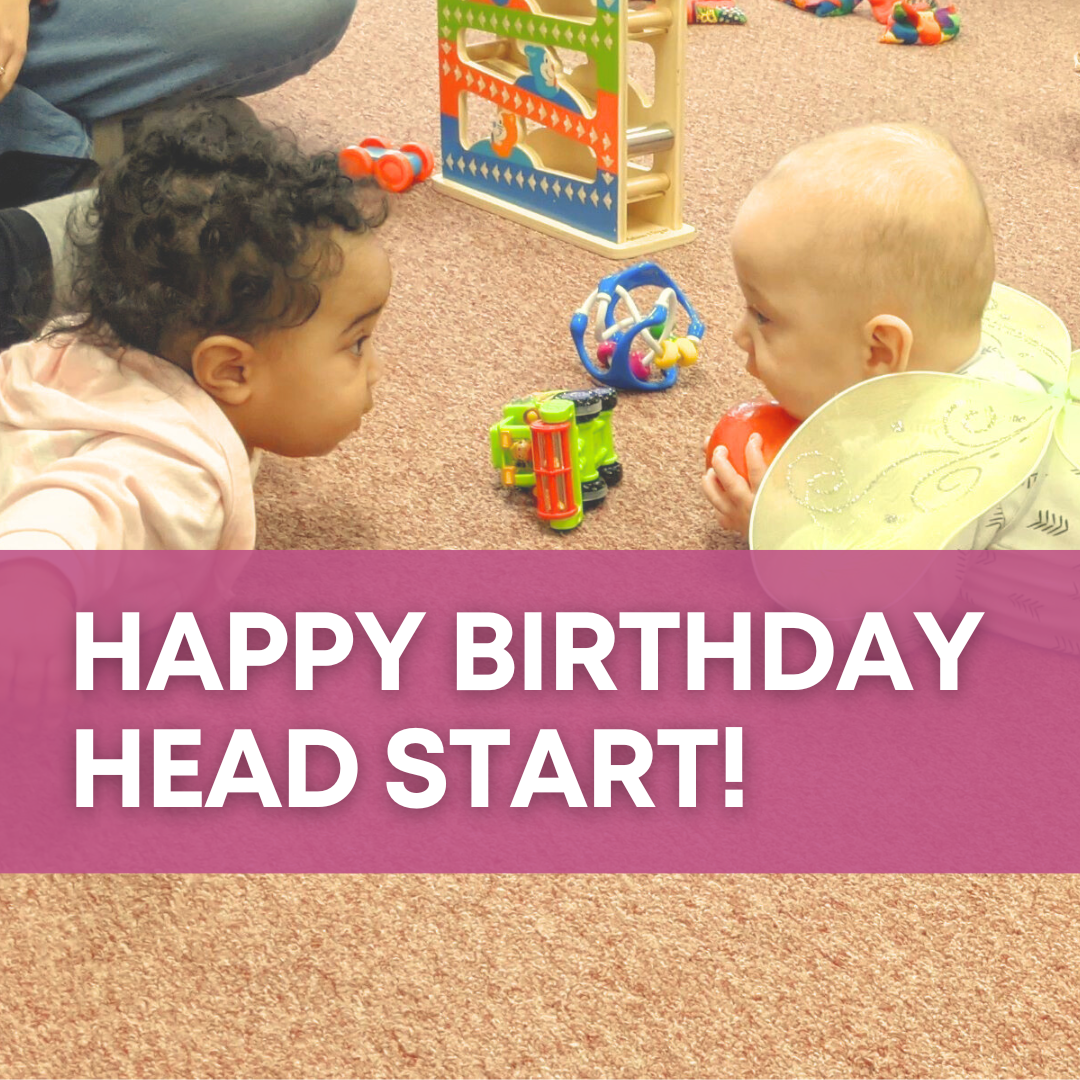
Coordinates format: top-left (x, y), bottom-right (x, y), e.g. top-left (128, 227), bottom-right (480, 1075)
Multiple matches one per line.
top-left (0, 432), bottom-right (228, 549)
top-left (0, 338), bottom-right (257, 551)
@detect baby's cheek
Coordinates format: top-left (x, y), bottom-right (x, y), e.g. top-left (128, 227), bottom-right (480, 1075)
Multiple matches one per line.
top-left (750, 353), bottom-right (776, 387)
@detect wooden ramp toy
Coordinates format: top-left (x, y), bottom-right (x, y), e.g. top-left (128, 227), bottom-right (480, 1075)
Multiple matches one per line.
top-left (434, 0), bottom-right (695, 259)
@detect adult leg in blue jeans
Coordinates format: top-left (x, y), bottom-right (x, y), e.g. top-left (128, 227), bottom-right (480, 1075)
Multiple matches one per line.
top-left (0, 0), bottom-right (356, 345)
top-left (0, 0), bottom-right (357, 204)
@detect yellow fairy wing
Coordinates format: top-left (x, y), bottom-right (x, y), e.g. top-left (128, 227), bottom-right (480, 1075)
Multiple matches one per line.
top-left (982, 282), bottom-right (1072, 388)
top-left (749, 372), bottom-right (1057, 550)
top-left (1055, 349), bottom-right (1080, 471)
top-left (1069, 349), bottom-right (1080, 401)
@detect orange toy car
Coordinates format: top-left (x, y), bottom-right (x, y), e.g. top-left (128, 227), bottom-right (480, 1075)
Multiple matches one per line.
top-left (338, 137), bottom-right (436, 193)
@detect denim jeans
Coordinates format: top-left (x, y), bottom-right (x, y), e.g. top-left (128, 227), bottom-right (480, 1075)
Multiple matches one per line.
top-left (0, 0), bottom-right (357, 161)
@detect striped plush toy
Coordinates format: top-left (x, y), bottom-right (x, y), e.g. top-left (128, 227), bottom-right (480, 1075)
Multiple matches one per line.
top-left (776, 0), bottom-right (959, 45)
top-left (880, 1), bottom-right (960, 45)
top-left (775, 0), bottom-right (859, 14)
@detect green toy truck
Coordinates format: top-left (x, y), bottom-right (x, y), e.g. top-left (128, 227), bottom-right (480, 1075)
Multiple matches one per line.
top-left (490, 387), bottom-right (623, 531)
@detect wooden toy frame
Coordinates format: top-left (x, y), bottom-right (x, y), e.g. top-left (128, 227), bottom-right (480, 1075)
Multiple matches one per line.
top-left (433, 0), bottom-right (695, 258)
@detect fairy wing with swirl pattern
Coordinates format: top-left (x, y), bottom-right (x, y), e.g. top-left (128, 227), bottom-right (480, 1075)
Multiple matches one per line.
top-left (749, 284), bottom-right (1075, 550)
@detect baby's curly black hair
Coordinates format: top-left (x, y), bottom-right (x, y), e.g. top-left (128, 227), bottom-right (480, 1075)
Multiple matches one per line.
top-left (63, 102), bottom-right (387, 361)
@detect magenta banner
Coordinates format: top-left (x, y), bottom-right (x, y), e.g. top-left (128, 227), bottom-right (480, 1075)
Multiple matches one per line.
top-left (0, 549), bottom-right (1077, 872)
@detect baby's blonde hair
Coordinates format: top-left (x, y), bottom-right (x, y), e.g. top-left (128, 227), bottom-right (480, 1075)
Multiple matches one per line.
top-left (756, 123), bottom-right (995, 335)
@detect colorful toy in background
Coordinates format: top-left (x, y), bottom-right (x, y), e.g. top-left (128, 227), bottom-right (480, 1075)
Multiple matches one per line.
top-left (880, 1), bottom-right (959, 45)
top-left (777, 0), bottom-right (859, 15)
top-left (434, 0), bottom-right (695, 259)
top-left (490, 388), bottom-right (622, 532)
top-left (572, 262), bottom-right (705, 392)
top-left (705, 401), bottom-right (801, 483)
top-left (687, 1), bottom-right (748, 24)
top-left (776, 0), bottom-right (959, 44)
top-left (339, 138), bottom-right (436, 193)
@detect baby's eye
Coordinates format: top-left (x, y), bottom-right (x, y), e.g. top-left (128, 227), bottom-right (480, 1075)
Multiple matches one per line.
top-left (749, 307), bottom-right (769, 327)
top-left (350, 335), bottom-right (370, 357)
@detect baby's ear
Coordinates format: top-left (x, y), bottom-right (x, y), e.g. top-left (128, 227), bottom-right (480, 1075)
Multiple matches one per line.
top-left (864, 315), bottom-right (914, 376)
top-left (190, 335), bottom-right (257, 405)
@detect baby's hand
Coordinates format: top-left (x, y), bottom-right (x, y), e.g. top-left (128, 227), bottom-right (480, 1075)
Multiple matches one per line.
top-left (702, 433), bottom-right (768, 537)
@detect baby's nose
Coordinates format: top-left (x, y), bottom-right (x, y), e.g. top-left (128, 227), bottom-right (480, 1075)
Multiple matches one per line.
top-left (368, 345), bottom-right (385, 385)
top-left (732, 312), bottom-right (752, 352)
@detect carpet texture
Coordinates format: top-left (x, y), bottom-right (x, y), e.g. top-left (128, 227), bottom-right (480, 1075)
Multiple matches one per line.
top-left (3, 874), bottom-right (1080, 1078)
top-left (4, 4), bottom-right (1080, 1078)
top-left (247, 0), bottom-right (1079, 552)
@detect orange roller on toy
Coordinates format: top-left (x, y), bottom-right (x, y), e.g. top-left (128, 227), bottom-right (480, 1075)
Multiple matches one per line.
top-left (339, 137), bottom-right (436, 193)
top-left (401, 142), bottom-right (436, 182)
top-left (338, 145), bottom-right (375, 179)
top-left (374, 150), bottom-right (415, 193)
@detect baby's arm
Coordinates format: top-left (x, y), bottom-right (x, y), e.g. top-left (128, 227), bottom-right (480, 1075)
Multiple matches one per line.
top-left (0, 434), bottom-right (229, 551)
top-left (702, 433), bottom-right (768, 538)
top-left (0, 438), bottom-right (232, 708)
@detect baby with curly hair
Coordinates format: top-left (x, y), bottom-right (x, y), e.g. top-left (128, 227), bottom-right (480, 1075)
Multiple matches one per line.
top-left (0, 103), bottom-right (391, 550)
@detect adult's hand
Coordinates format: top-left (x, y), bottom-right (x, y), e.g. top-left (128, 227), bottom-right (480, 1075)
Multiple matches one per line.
top-left (0, 0), bottom-right (30, 104)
